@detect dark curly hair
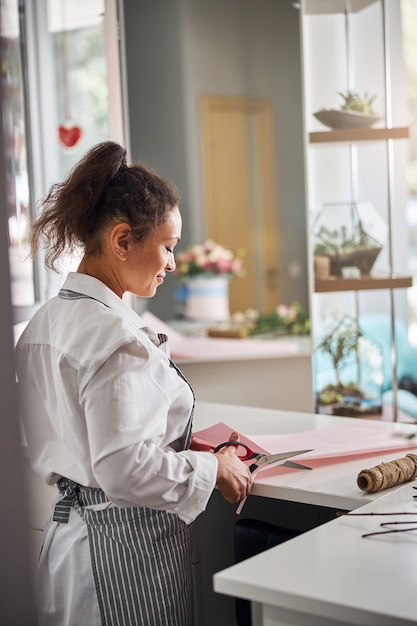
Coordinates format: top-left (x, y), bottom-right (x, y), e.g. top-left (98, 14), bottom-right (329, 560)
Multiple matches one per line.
top-left (30, 141), bottom-right (180, 271)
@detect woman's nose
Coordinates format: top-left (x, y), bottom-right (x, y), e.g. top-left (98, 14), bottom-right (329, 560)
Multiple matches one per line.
top-left (166, 252), bottom-right (176, 272)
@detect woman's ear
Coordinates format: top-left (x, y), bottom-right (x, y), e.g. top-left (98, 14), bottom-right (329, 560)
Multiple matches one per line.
top-left (110, 223), bottom-right (131, 259)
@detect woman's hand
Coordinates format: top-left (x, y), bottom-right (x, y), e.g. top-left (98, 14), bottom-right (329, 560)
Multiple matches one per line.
top-left (214, 431), bottom-right (253, 503)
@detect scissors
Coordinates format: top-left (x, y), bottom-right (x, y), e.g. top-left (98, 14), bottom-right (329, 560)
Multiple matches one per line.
top-left (213, 441), bottom-right (313, 472)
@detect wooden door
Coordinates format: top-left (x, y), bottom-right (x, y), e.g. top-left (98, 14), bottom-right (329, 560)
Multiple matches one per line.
top-left (200, 95), bottom-right (281, 314)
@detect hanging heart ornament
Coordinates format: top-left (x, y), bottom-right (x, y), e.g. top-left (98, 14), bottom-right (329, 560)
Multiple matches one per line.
top-left (58, 123), bottom-right (82, 148)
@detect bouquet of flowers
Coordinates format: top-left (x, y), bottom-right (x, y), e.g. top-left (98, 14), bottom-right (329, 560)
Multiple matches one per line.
top-left (175, 239), bottom-right (244, 280)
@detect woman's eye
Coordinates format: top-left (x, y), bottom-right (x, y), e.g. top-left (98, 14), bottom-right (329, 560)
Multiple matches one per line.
top-left (166, 247), bottom-right (174, 254)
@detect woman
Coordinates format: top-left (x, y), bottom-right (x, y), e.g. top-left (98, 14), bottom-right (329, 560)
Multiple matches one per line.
top-left (15, 141), bottom-right (252, 626)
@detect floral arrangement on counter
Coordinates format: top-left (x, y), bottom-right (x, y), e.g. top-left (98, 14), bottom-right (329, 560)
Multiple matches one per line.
top-left (231, 302), bottom-right (310, 337)
top-left (174, 239), bottom-right (245, 280)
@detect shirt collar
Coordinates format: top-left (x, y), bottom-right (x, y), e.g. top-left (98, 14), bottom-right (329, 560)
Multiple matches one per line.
top-left (61, 272), bottom-right (148, 330)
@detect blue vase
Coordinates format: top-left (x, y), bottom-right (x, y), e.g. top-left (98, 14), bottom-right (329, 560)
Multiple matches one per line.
top-left (185, 276), bottom-right (230, 321)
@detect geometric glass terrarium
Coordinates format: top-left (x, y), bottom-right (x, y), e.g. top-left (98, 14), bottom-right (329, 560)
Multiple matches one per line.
top-left (312, 201), bottom-right (388, 278)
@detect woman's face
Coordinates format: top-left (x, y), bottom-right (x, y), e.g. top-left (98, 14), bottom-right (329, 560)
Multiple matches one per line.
top-left (125, 206), bottom-right (182, 298)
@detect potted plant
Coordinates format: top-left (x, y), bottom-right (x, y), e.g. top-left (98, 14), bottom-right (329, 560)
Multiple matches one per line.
top-left (313, 89), bottom-right (380, 129)
top-left (312, 201), bottom-right (385, 278)
top-left (338, 89), bottom-right (377, 115)
top-left (316, 316), bottom-right (382, 417)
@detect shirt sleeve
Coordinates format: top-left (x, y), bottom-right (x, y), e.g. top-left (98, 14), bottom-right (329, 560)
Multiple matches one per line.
top-left (79, 337), bottom-right (218, 524)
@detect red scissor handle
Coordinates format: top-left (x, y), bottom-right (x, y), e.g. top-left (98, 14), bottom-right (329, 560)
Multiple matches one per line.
top-left (213, 441), bottom-right (256, 461)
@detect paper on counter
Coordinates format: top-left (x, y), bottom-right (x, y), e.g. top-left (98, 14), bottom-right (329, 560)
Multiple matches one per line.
top-left (193, 421), bottom-right (417, 515)
top-left (191, 422), bottom-right (270, 456)
top-left (191, 422), bottom-right (275, 515)
top-left (193, 421), bottom-right (417, 471)
top-left (250, 423), bottom-right (417, 462)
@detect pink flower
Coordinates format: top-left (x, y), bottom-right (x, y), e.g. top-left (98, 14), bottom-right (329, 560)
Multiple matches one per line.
top-left (174, 239), bottom-right (244, 279)
top-left (216, 258), bottom-right (232, 273)
top-left (277, 304), bottom-right (297, 321)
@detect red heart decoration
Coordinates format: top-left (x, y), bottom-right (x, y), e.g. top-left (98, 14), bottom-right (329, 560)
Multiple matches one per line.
top-left (58, 124), bottom-right (82, 148)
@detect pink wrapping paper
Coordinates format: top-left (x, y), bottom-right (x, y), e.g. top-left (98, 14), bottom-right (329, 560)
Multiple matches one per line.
top-left (192, 421), bottom-right (417, 476)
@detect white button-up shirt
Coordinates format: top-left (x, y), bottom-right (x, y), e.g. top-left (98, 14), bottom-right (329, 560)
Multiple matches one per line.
top-left (16, 272), bottom-right (217, 524)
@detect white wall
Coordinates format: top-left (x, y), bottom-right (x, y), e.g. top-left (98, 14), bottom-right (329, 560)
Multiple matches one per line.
top-left (122, 0), bottom-right (309, 319)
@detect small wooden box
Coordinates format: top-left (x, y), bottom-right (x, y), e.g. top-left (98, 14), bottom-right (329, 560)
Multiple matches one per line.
top-left (314, 255), bottom-right (331, 280)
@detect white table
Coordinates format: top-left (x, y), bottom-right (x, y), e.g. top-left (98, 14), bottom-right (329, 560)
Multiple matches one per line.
top-left (23, 401), bottom-right (417, 624)
top-left (214, 482), bottom-right (417, 626)
top-left (176, 336), bottom-right (313, 412)
top-left (143, 314), bottom-right (314, 412)
top-left (193, 403), bottom-right (417, 626)
top-left (194, 402), bottom-right (417, 510)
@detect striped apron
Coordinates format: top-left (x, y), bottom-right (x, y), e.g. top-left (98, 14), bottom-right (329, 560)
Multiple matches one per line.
top-left (36, 479), bottom-right (194, 626)
top-left (36, 290), bottom-right (196, 625)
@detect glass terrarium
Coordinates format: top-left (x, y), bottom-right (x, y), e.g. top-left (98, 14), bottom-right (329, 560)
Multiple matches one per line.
top-left (312, 201), bottom-right (388, 278)
top-left (314, 315), bottom-right (384, 417)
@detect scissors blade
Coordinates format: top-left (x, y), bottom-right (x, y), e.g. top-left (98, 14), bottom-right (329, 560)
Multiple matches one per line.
top-left (256, 449), bottom-right (313, 468)
top-left (281, 460), bottom-right (312, 470)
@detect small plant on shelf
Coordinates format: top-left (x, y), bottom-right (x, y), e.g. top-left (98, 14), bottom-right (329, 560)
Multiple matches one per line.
top-left (312, 202), bottom-right (385, 277)
top-left (338, 89), bottom-right (377, 115)
top-left (317, 316), bottom-right (362, 392)
top-left (314, 223), bottom-right (380, 255)
top-left (316, 316), bottom-right (382, 416)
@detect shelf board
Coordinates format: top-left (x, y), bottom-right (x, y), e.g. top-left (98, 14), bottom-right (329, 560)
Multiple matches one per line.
top-left (304, 0), bottom-right (379, 14)
top-left (314, 274), bottom-right (413, 293)
top-left (309, 126), bottom-right (409, 144)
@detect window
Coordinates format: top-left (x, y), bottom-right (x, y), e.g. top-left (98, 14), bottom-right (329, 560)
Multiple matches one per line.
top-left (3, 0), bottom-right (126, 322)
top-left (2, 0), bottom-right (34, 308)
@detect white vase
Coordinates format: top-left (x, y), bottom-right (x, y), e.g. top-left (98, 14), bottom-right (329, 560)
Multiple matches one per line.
top-left (185, 276), bottom-right (230, 321)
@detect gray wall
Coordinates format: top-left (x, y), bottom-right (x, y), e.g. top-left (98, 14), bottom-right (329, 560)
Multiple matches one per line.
top-left (122, 0), bottom-right (308, 320)
top-left (0, 62), bottom-right (34, 624)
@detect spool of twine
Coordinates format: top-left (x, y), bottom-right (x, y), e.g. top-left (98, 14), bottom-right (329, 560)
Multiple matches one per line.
top-left (357, 453), bottom-right (417, 493)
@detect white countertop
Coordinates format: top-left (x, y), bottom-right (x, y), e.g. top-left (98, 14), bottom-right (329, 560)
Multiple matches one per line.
top-left (195, 403), bottom-right (417, 625)
top-left (141, 312), bottom-right (312, 363)
top-left (194, 402), bottom-right (417, 510)
top-left (214, 482), bottom-right (417, 625)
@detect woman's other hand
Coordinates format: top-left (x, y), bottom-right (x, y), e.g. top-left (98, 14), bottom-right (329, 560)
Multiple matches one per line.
top-left (214, 431), bottom-right (253, 503)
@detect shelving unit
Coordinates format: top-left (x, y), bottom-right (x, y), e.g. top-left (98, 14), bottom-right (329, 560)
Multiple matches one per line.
top-left (315, 275), bottom-right (412, 294)
top-left (309, 127), bottom-right (409, 143)
top-left (301, 0), bottom-right (412, 420)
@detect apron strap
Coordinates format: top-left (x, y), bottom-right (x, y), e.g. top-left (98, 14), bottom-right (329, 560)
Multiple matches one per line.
top-left (52, 478), bottom-right (82, 523)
